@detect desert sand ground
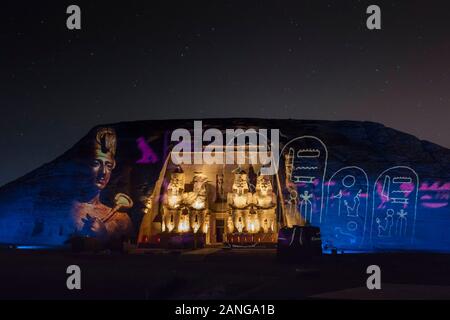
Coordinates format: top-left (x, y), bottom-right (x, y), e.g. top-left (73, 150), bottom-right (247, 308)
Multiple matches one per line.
top-left (0, 248), bottom-right (449, 300)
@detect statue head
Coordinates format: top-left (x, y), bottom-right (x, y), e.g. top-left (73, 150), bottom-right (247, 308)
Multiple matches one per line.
top-left (256, 174), bottom-right (273, 195)
top-left (192, 172), bottom-right (208, 192)
top-left (91, 127), bottom-right (116, 191)
top-left (168, 167), bottom-right (185, 194)
top-left (232, 168), bottom-right (248, 194)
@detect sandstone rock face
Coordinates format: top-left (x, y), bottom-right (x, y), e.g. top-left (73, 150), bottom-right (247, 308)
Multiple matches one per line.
top-left (0, 119), bottom-right (448, 252)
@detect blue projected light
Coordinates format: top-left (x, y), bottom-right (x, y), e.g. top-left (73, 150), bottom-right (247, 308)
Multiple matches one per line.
top-left (16, 245), bottom-right (56, 250)
top-left (0, 126), bottom-right (448, 253)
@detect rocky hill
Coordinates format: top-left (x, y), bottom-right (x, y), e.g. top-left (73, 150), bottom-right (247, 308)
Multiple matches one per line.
top-left (0, 119), bottom-right (448, 252)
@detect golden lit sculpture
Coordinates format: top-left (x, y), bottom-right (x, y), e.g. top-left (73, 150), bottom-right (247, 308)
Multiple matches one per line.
top-left (183, 172), bottom-right (208, 210)
top-left (234, 213), bottom-right (245, 233)
top-left (226, 215), bottom-right (234, 233)
top-left (203, 214), bottom-right (210, 234)
top-left (246, 210), bottom-right (261, 233)
top-left (72, 127), bottom-right (134, 241)
top-left (165, 168), bottom-right (185, 209)
top-left (253, 174), bottom-right (276, 209)
top-left (162, 210), bottom-right (178, 232)
top-left (190, 210), bottom-right (208, 233)
top-left (227, 169), bottom-right (253, 209)
top-left (162, 168), bottom-right (186, 232)
top-left (178, 208), bottom-right (191, 233)
top-left (227, 169), bottom-right (253, 233)
top-left (253, 174), bottom-right (277, 233)
top-left (182, 172), bottom-right (209, 233)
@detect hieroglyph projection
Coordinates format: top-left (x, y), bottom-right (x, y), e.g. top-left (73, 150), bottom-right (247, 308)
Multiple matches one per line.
top-left (281, 136), bottom-right (328, 225)
top-left (325, 166), bottom-right (369, 247)
top-left (370, 166), bottom-right (419, 245)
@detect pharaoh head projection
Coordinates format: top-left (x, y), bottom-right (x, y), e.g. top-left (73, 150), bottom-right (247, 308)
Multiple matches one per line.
top-left (91, 127), bottom-right (117, 191)
top-left (73, 127), bottom-right (134, 241)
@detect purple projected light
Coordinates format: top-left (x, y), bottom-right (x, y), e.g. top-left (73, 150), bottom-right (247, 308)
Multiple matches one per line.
top-left (136, 137), bottom-right (159, 164)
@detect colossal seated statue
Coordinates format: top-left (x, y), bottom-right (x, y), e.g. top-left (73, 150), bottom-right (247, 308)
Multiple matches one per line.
top-left (165, 168), bottom-right (185, 209)
top-left (183, 172), bottom-right (208, 210)
top-left (162, 168), bottom-right (185, 232)
top-left (253, 173), bottom-right (277, 233)
top-left (183, 172), bottom-right (209, 233)
top-left (227, 169), bottom-right (253, 233)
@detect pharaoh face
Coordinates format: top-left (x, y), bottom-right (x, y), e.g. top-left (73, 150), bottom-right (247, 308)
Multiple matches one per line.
top-left (167, 172), bottom-right (185, 209)
top-left (91, 153), bottom-right (115, 190)
top-left (232, 173), bottom-right (249, 195)
top-left (256, 175), bottom-right (272, 195)
top-left (90, 128), bottom-right (116, 191)
top-left (168, 173), bottom-right (185, 194)
top-left (188, 173), bottom-right (208, 210)
top-left (193, 173), bottom-right (208, 192)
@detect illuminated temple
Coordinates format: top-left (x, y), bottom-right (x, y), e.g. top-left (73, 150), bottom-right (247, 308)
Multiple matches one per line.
top-left (0, 119), bottom-right (448, 253)
top-left (138, 146), bottom-right (285, 246)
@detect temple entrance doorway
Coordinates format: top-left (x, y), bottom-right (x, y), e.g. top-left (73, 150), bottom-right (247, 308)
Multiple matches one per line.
top-left (215, 219), bottom-right (224, 243)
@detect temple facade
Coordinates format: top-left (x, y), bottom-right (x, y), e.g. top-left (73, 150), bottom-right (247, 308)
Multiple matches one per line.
top-left (138, 147), bottom-right (284, 246)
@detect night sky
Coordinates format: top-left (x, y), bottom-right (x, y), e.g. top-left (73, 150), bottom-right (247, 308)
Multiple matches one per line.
top-left (1, 0), bottom-right (449, 186)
